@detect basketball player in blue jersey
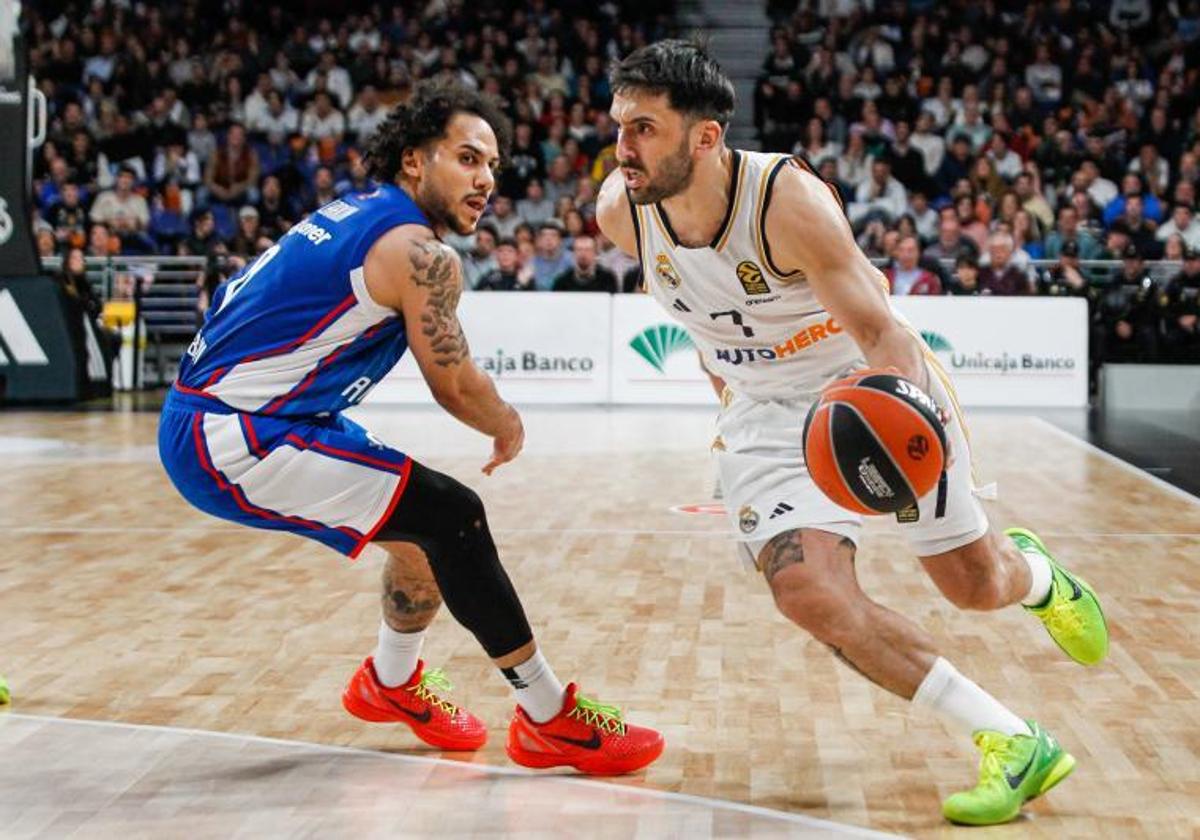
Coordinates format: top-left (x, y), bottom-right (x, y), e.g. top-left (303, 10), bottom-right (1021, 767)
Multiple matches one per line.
top-left (597, 41), bottom-right (1109, 824)
top-left (159, 82), bottom-right (663, 775)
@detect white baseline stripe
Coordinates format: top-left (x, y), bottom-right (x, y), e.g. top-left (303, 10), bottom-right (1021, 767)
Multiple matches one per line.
top-left (4, 713), bottom-right (898, 839)
top-left (1032, 417), bottom-right (1200, 509)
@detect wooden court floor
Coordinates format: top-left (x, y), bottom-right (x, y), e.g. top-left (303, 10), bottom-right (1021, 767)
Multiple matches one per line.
top-left (1, 404), bottom-right (1198, 838)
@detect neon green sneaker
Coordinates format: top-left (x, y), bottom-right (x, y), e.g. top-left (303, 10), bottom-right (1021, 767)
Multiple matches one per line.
top-left (943, 721), bottom-right (1076, 826)
top-left (1007, 527), bottom-right (1109, 665)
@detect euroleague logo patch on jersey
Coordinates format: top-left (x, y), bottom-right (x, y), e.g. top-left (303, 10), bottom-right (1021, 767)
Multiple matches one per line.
top-left (655, 253), bottom-right (682, 289)
top-left (735, 261), bottom-right (771, 296)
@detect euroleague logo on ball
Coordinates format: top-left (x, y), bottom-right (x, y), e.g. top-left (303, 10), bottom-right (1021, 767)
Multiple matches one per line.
top-left (907, 434), bottom-right (930, 460)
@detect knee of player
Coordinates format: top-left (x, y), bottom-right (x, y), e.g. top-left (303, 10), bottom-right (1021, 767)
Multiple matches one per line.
top-left (768, 577), bottom-right (851, 641)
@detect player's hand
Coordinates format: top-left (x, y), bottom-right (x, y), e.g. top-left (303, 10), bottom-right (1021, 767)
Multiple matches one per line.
top-left (483, 405), bottom-right (524, 475)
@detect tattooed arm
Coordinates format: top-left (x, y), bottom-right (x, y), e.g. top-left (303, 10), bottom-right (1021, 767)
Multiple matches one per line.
top-left (365, 225), bottom-right (523, 474)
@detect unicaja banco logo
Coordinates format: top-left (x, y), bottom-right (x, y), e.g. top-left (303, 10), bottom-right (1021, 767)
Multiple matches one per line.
top-left (921, 330), bottom-right (953, 352)
top-left (630, 324), bottom-right (694, 373)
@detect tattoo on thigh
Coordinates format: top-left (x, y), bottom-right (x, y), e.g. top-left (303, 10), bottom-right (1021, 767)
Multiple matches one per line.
top-left (761, 530), bottom-right (805, 582)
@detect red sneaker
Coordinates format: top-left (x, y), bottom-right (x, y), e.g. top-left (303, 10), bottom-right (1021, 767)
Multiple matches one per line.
top-left (341, 657), bottom-right (487, 751)
top-left (506, 683), bottom-right (664, 775)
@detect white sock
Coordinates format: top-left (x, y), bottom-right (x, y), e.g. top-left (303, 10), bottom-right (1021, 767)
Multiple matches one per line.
top-left (502, 649), bottom-right (566, 723)
top-left (372, 621), bottom-right (425, 688)
top-left (1019, 548), bottom-right (1054, 607)
top-left (912, 657), bottom-right (1032, 738)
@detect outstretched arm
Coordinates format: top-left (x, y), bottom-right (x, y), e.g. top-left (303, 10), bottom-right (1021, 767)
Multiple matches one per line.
top-left (365, 225), bottom-right (523, 474)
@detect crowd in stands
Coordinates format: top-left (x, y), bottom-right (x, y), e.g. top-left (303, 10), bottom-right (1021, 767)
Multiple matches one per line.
top-left (25, 0), bottom-right (669, 292)
top-left (22, 0), bottom-right (1200, 362)
top-left (757, 0), bottom-right (1200, 360)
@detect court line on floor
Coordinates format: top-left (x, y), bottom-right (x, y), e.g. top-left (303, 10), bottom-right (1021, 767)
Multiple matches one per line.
top-left (1032, 417), bottom-right (1200, 508)
top-left (2, 524), bottom-right (1198, 539)
top-left (2, 712), bottom-right (898, 839)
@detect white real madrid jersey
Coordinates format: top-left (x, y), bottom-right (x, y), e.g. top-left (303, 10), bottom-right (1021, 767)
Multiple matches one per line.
top-left (633, 150), bottom-right (867, 400)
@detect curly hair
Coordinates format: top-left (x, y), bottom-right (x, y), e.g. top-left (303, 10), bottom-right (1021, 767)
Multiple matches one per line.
top-left (364, 81), bottom-right (513, 182)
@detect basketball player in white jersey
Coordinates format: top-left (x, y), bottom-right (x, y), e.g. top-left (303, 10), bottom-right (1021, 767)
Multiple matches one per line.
top-left (597, 41), bottom-right (1109, 825)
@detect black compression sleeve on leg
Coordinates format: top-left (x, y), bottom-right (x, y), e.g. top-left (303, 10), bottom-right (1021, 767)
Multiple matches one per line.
top-left (375, 461), bottom-right (534, 658)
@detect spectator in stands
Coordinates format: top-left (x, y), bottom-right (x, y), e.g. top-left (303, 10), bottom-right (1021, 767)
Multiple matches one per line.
top-left (1039, 240), bottom-right (1091, 298)
top-left (90, 165), bottom-right (149, 240)
top-left (310, 166), bottom-right (338, 209)
top-left (1045, 205), bottom-right (1101, 261)
top-left (935, 134), bottom-right (974, 196)
top-left (204, 123), bottom-right (259, 208)
top-left (596, 232), bottom-right (639, 289)
top-left (955, 194), bottom-right (989, 251)
top-left (517, 179), bottom-right (555, 227)
top-left (884, 235), bottom-right (942, 295)
top-left (182, 208), bottom-right (220, 257)
top-left (307, 51), bottom-right (354, 110)
top-left (837, 130), bottom-right (870, 190)
top-left (1103, 174), bottom-right (1164, 228)
top-left (888, 121), bottom-right (929, 195)
top-left (849, 156), bottom-right (907, 228)
top-left (1014, 169), bottom-right (1054, 232)
top-left (348, 85), bottom-right (388, 142)
top-left (553, 235), bottom-right (617, 293)
top-left (906, 191), bottom-right (938, 243)
top-left (56, 246), bottom-right (102, 320)
top-left (1095, 243), bottom-right (1157, 362)
top-left (1159, 246), bottom-right (1200, 362)
top-left (1074, 160), bottom-right (1118, 210)
top-left (154, 139), bottom-right (202, 215)
top-left (256, 175), bottom-right (299, 239)
top-left (926, 210), bottom-right (980, 263)
top-left (36, 225), bottom-right (58, 259)
top-left (530, 221), bottom-right (573, 291)
top-left (334, 156), bottom-right (376, 198)
top-left (978, 232), bottom-right (1032, 295)
top-left (796, 116), bottom-right (841, 166)
top-left (948, 254), bottom-right (982, 296)
top-left (486, 194), bottom-right (522, 239)
top-left (300, 90), bottom-right (346, 142)
top-left (985, 133), bottom-right (1022, 182)
top-left (909, 112), bottom-right (945, 181)
top-left (544, 155), bottom-right (576, 206)
top-left (476, 237), bottom-right (533, 291)
top-left (49, 182), bottom-right (89, 248)
top-left (87, 223), bottom-right (117, 259)
top-left (250, 90), bottom-right (299, 145)
top-left (230, 206), bottom-right (266, 256)
top-left (1012, 210), bottom-right (1045, 260)
top-left (1119, 195), bottom-right (1163, 258)
top-left (462, 225), bottom-right (500, 290)
top-left (1156, 204), bottom-right (1200, 251)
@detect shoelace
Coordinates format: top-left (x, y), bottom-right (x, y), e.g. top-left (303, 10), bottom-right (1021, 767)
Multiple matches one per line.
top-left (973, 732), bottom-right (1021, 790)
top-left (569, 695), bottom-right (627, 735)
top-left (1042, 597), bottom-right (1086, 637)
top-left (409, 668), bottom-right (459, 716)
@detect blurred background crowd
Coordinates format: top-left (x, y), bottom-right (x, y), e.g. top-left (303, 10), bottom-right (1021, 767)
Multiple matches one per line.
top-left (22, 0), bottom-right (1200, 362)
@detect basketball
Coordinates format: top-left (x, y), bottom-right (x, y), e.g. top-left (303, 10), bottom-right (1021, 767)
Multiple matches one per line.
top-left (802, 369), bottom-right (947, 515)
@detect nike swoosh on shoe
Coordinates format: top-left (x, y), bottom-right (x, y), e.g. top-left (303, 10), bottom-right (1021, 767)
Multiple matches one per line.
top-left (381, 694), bottom-right (433, 723)
top-left (1005, 752), bottom-right (1037, 789)
top-left (548, 730), bottom-right (602, 750)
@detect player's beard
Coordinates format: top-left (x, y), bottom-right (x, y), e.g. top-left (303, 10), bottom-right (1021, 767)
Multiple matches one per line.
top-left (625, 134), bottom-right (695, 205)
top-left (419, 180), bottom-right (475, 236)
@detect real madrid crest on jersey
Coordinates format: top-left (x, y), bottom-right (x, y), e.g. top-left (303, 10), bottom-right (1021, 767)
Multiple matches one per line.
top-left (736, 261), bottom-right (771, 296)
top-left (655, 253), bottom-right (681, 289)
